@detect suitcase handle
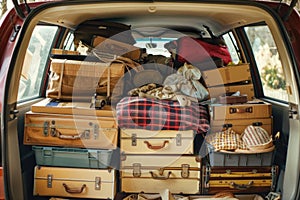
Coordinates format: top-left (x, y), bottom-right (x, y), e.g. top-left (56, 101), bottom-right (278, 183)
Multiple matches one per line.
top-left (149, 171), bottom-right (172, 180)
top-left (144, 141), bottom-right (169, 150)
top-left (53, 129), bottom-right (90, 140)
top-left (229, 181), bottom-right (253, 190)
top-left (229, 107), bottom-right (253, 114)
top-left (62, 183), bottom-right (86, 194)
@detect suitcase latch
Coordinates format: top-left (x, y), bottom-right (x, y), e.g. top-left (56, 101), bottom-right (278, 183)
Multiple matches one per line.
top-left (50, 120), bottom-right (56, 137)
top-left (47, 174), bottom-right (53, 188)
top-left (176, 134), bottom-right (182, 146)
top-left (92, 123), bottom-right (99, 140)
top-left (95, 177), bottom-right (101, 190)
top-left (181, 164), bottom-right (190, 178)
top-left (131, 134), bottom-right (137, 146)
top-left (43, 121), bottom-right (49, 136)
top-left (132, 163), bottom-right (141, 177)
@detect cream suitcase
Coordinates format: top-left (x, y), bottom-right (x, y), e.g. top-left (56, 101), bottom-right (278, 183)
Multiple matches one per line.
top-left (120, 129), bottom-right (194, 155)
top-left (34, 166), bottom-right (116, 199)
top-left (121, 155), bottom-right (201, 194)
top-left (24, 111), bottom-right (118, 149)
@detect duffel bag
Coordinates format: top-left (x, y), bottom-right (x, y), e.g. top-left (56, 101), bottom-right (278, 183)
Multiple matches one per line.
top-left (74, 20), bottom-right (136, 46)
top-left (165, 36), bottom-right (232, 67)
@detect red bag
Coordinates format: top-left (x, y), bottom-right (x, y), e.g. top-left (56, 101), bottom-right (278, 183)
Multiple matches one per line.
top-left (171, 36), bottom-right (232, 66)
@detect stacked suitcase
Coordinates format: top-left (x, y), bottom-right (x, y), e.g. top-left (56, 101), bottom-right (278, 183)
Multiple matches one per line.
top-left (119, 129), bottom-right (202, 194)
top-left (201, 63), bottom-right (278, 195)
top-left (24, 49), bottom-right (122, 199)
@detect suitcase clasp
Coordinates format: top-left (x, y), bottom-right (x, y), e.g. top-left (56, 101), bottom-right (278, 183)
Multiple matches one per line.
top-left (47, 174), bottom-right (53, 188)
top-left (181, 164), bottom-right (190, 178)
top-left (131, 134), bottom-right (137, 146)
top-left (95, 177), bottom-right (101, 190)
top-left (43, 121), bottom-right (49, 136)
top-left (132, 163), bottom-right (141, 177)
top-left (176, 134), bottom-right (182, 146)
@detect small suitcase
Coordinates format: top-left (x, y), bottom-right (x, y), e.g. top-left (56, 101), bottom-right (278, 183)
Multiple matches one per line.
top-left (210, 117), bottom-right (272, 135)
top-left (208, 83), bottom-right (255, 101)
top-left (120, 129), bottom-right (194, 155)
top-left (209, 101), bottom-right (272, 120)
top-left (34, 166), bottom-right (116, 199)
top-left (202, 165), bottom-right (278, 194)
top-left (24, 111), bottom-right (118, 149)
top-left (120, 154), bottom-right (201, 194)
top-left (31, 98), bottom-right (114, 117)
top-left (202, 64), bottom-right (251, 87)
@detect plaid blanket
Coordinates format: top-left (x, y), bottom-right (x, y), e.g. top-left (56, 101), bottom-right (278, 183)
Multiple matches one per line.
top-left (116, 97), bottom-right (210, 134)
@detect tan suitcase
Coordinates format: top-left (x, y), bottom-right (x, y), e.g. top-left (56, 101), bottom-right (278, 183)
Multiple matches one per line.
top-left (202, 165), bottom-right (278, 194)
top-left (202, 64), bottom-right (251, 87)
top-left (31, 98), bottom-right (114, 117)
top-left (120, 129), bottom-right (194, 155)
top-left (34, 166), bottom-right (116, 199)
top-left (209, 101), bottom-right (272, 120)
top-left (24, 111), bottom-right (118, 149)
top-left (210, 117), bottom-right (272, 135)
top-left (120, 155), bottom-right (201, 194)
top-left (208, 83), bottom-right (255, 101)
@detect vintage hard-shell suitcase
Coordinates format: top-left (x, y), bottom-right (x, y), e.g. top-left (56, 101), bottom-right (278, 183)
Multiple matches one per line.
top-left (208, 83), bottom-right (255, 101)
top-left (24, 111), bottom-right (118, 149)
top-left (120, 155), bottom-right (201, 194)
top-left (31, 98), bottom-right (114, 117)
top-left (209, 101), bottom-right (272, 120)
top-left (120, 129), bottom-right (194, 155)
top-left (202, 64), bottom-right (251, 87)
top-left (32, 146), bottom-right (114, 169)
top-left (202, 165), bottom-right (278, 194)
top-left (210, 117), bottom-right (272, 135)
top-left (34, 166), bottom-right (116, 199)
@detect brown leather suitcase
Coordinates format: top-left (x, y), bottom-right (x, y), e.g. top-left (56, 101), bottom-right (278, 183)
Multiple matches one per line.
top-left (202, 165), bottom-right (278, 194)
top-left (120, 129), bottom-right (195, 155)
top-left (120, 154), bottom-right (201, 194)
top-left (33, 166), bottom-right (116, 199)
top-left (24, 111), bottom-right (118, 149)
top-left (202, 64), bottom-right (251, 87)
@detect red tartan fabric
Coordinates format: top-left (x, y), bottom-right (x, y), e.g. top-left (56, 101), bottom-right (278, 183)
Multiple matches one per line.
top-left (116, 97), bottom-right (210, 134)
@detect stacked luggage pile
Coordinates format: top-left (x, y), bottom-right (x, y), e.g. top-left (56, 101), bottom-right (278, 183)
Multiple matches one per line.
top-left (22, 20), bottom-right (278, 199)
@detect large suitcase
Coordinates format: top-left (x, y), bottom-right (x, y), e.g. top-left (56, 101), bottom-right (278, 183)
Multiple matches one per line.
top-left (120, 155), bottom-right (201, 194)
top-left (201, 165), bottom-right (278, 194)
top-left (34, 166), bottom-right (116, 199)
top-left (120, 129), bottom-right (195, 155)
top-left (24, 111), bottom-right (118, 149)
